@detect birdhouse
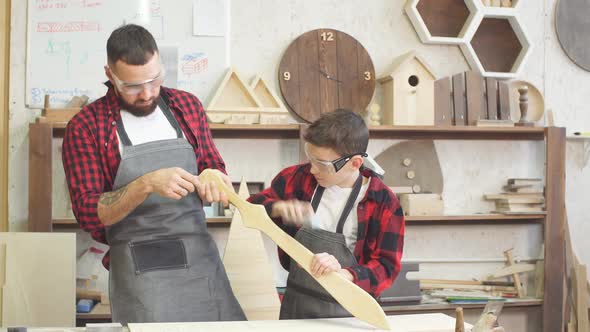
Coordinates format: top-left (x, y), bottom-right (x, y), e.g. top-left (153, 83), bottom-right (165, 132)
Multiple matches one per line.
top-left (378, 52), bottom-right (436, 126)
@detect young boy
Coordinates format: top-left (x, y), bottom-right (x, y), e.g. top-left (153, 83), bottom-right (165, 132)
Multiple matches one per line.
top-left (248, 109), bottom-right (405, 319)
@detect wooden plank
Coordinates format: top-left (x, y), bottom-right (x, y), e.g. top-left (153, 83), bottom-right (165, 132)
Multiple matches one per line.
top-left (465, 71), bottom-right (486, 125)
top-left (356, 38), bottom-right (375, 113)
top-left (129, 313), bottom-right (469, 332)
top-left (487, 264), bottom-right (535, 278)
top-left (544, 126), bottom-right (566, 332)
top-left (298, 32), bottom-right (321, 122)
top-left (452, 73), bottom-right (466, 126)
top-left (486, 78), bottom-right (498, 120)
top-left (574, 264), bottom-right (589, 332)
top-left (278, 37), bottom-right (302, 117)
top-left (318, 29), bottom-right (339, 116)
top-left (222, 179), bottom-right (281, 320)
top-left (337, 31), bottom-right (359, 112)
top-left (1, 233), bottom-right (76, 327)
top-left (504, 249), bottom-right (525, 298)
top-left (0, 0), bottom-right (9, 232)
top-left (498, 81), bottom-right (511, 120)
top-left (0, 243), bottom-right (5, 326)
top-left (434, 77), bottom-right (453, 125)
top-left (198, 169), bottom-right (389, 330)
top-left (28, 122), bottom-right (53, 232)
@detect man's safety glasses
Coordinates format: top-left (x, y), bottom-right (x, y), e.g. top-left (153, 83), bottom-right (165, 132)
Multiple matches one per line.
top-left (304, 143), bottom-right (368, 174)
top-left (109, 67), bottom-right (166, 95)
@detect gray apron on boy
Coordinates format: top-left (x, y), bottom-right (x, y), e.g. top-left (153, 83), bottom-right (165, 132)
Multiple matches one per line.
top-left (280, 174), bottom-right (363, 319)
top-left (106, 98), bottom-right (245, 324)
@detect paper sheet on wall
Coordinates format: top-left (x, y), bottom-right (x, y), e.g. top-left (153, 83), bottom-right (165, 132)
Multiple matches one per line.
top-left (193, 0), bottom-right (227, 37)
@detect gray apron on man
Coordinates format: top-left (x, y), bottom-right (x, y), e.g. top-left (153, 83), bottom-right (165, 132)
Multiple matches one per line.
top-left (106, 98), bottom-right (245, 324)
top-left (280, 174), bottom-right (363, 319)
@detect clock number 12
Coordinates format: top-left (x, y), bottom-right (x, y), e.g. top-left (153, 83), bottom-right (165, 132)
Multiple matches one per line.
top-left (321, 31), bottom-right (334, 41)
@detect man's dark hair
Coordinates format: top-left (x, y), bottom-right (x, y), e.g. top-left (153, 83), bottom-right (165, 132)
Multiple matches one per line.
top-left (107, 24), bottom-right (158, 67)
top-left (303, 109), bottom-right (369, 156)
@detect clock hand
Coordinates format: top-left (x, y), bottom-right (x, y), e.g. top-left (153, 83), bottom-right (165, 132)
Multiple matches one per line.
top-left (318, 68), bottom-right (342, 83)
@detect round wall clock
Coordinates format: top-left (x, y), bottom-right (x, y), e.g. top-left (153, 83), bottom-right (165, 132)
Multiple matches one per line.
top-left (278, 29), bottom-right (376, 123)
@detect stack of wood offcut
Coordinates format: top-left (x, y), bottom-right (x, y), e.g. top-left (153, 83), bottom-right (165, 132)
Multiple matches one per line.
top-left (485, 178), bottom-right (545, 214)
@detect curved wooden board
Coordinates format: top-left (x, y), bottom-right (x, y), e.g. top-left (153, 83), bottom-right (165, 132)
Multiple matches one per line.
top-left (198, 169), bottom-right (390, 330)
top-left (556, 0), bottom-right (590, 71)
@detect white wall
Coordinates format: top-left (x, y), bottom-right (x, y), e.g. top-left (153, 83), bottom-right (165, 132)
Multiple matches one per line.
top-left (8, 0), bottom-right (588, 326)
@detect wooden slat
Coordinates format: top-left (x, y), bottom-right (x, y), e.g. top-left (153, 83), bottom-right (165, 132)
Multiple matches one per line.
top-left (298, 32), bottom-right (321, 122)
top-left (356, 38), bottom-right (375, 112)
top-left (452, 73), bottom-right (466, 126)
top-left (498, 81), bottom-right (511, 120)
top-left (574, 264), bottom-right (590, 332)
top-left (318, 29), bottom-right (339, 116)
top-left (0, 0), bottom-right (9, 232)
top-left (465, 71), bottom-right (486, 125)
top-left (544, 127), bottom-right (566, 332)
top-left (434, 77), bottom-right (453, 125)
top-left (278, 36), bottom-right (301, 118)
top-left (337, 31), bottom-right (360, 112)
top-left (28, 122), bottom-right (53, 232)
top-left (486, 77), bottom-right (499, 120)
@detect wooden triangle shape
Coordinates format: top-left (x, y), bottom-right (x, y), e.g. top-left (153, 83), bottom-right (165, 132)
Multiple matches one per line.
top-left (222, 178), bottom-right (280, 320)
top-left (250, 76), bottom-right (288, 114)
top-left (207, 68), bottom-right (263, 112)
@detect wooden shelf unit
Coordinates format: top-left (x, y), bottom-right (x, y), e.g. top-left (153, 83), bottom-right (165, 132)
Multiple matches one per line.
top-left (29, 119), bottom-right (565, 331)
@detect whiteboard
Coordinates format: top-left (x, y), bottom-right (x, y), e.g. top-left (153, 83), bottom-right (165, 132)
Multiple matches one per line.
top-left (26, 0), bottom-right (229, 108)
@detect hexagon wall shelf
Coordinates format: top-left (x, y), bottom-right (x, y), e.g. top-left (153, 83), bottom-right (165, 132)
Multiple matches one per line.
top-left (405, 0), bottom-right (531, 78)
top-left (405, 0), bottom-right (482, 45)
top-left (460, 13), bottom-right (531, 78)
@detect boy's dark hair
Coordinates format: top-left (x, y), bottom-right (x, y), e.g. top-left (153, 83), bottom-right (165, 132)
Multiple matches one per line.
top-left (303, 109), bottom-right (369, 156)
top-left (107, 24), bottom-right (158, 67)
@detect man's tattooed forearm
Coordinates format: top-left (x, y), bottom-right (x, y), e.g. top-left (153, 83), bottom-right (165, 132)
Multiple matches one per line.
top-left (99, 186), bottom-right (128, 206)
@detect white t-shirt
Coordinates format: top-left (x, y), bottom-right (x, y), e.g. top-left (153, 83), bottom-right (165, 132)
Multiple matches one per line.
top-left (310, 179), bottom-right (370, 253)
top-left (117, 105), bottom-right (183, 154)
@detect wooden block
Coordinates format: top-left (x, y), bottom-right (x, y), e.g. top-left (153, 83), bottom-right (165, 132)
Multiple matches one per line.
top-left (389, 186), bottom-right (414, 195)
top-left (1, 233), bottom-right (76, 327)
top-left (434, 77), bottom-right (453, 125)
top-left (465, 71), bottom-right (486, 125)
top-left (452, 73), bottom-right (466, 126)
top-left (222, 178), bottom-right (281, 320)
top-left (224, 113), bottom-right (260, 125)
top-left (399, 194), bottom-right (444, 216)
top-left (476, 119), bottom-right (514, 127)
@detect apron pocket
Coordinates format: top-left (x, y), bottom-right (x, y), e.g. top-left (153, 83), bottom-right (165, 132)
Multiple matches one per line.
top-left (129, 238), bottom-right (188, 274)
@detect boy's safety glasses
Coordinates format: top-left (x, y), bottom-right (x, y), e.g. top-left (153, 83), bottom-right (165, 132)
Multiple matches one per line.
top-left (304, 143), bottom-right (368, 174)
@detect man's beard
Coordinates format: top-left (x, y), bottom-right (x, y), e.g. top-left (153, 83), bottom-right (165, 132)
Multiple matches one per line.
top-left (118, 94), bottom-right (159, 117)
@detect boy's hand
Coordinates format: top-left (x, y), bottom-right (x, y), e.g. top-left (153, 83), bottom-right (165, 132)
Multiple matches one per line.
top-left (310, 252), bottom-right (341, 278)
top-left (271, 200), bottom-right (313, 226)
